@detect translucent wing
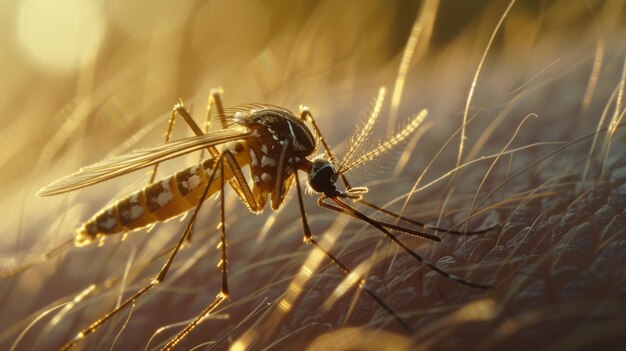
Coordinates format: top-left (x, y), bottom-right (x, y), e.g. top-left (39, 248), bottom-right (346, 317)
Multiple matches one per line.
top-left (338, 109), bottom-right (427, 174)
top-left (38, 128), bottom-right (251, 196)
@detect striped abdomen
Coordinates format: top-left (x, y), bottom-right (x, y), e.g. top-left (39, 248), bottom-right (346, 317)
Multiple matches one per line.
top-left (75, 156), bottom-right (233, 246)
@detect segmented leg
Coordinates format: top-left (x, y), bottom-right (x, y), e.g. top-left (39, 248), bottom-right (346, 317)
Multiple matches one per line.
top-left (298, 107), bottom-right (496, 236)
top-left (59, 154), bottom-right (226, 351)
top-left (175, 95), bottom-right (261, 211)
top-left (149, 108), bottom-right (178, 184)
top-left (163, 143), bottom-right (261, 348)
top-left (162, 156), bottom-right (229, 350)
top-left (198, 89), bottom-right (220, 160)
top-left (290, 151), bottom-right (411, 331)
top-left (317, 196), bottom-right (493, 289)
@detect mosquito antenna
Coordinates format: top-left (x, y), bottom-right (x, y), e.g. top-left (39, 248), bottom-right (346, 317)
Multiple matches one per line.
top-left (337, 109), bottom-right (428, 175)
top-left (319, 196), bottom-right (493, 289)
top-left (0, 238), bottom-right (74, 278)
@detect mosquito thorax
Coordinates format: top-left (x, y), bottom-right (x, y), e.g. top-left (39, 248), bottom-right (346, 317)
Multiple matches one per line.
top-left (238, 108), bottom-right (318, 200)
top-left (307, 158), bottom-right (339, 196)
top-left (243, 108), bottom-right (316, 158)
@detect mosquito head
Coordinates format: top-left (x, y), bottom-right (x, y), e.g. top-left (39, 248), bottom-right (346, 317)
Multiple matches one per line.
top-left (307, 157), bottom-right (340, 197)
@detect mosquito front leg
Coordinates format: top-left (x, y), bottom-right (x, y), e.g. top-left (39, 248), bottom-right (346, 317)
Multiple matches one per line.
top-left (299, 107), bottom-right (496, 236)
top-left (356, 198), bottom-right (499, 235)
top-left (199, 88), bottom-right (226, 160)
top-left (291, 151), bottom-right (411, 331)
top-left (59, 154), bottom-right (225, 351)
top-left (319, 196), bottom-right (494, 289)
top-left (298, 107), bottom-right (351, 188)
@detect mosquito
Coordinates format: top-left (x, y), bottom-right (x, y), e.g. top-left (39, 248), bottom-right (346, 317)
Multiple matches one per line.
top-left (6, 87), bottom-right (496, 350)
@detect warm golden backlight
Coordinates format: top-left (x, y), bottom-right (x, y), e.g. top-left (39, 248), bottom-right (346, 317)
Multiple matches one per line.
top-left (1, 1), bottom-right (625, 350)
top-left (17, 0), bottom-right (106, 73)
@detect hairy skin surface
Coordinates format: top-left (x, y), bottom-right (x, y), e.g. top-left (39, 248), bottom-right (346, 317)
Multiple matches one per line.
top-left (0, 1), bottom-right (624, 350)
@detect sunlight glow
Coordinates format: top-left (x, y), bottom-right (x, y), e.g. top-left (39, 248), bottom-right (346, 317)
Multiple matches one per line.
top-left (17, 0), bottom-right (106, 73)
top-left (323, 258), bottom-right (372, 309)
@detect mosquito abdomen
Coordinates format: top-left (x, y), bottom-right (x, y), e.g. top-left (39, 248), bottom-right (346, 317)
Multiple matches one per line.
top-left (75, 157), bottom-right (231, 246)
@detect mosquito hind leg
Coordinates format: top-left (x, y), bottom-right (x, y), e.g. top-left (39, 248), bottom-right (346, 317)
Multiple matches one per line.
top-left (318, 196), bottom-right (493, 289)
top-left (173, 88), bottom-right (228, 142)
top-left (148, 108), bottom-right (178, 183)
top-left (199, 88), bottom-right (227, 160)
top-left (148, 89), bottom-right (223, 183)
top-left (356, 198), bottom-right (500, 235)
top-left (59, 154), bottom-right (225, 351)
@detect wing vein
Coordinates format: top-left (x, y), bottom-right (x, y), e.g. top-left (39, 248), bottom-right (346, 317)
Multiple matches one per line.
top-left (38, 129), bottom-right (251, 196)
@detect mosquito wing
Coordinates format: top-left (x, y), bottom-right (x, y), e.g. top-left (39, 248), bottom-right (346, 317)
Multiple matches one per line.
top-left (38, 128), bottom-right (251, 196)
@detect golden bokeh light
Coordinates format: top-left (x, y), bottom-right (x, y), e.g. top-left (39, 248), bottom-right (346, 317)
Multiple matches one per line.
top-left (108, 0), bottom-right (195, 40)
top-left (17, 0), bottom-right (106, 73)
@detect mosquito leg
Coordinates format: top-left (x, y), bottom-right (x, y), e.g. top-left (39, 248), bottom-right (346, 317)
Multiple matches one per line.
top-left (148, 109), bottom-right (178, 183)
top-left (179, 88), bottom-right (226, 139)
top-left (162, 157), bottom-right (229, 350)
top-left (210, 88), bottom-right (256, 209)
top-left (291, 156), bottom-right (411, 332)
top-left (173, 102), bottom-right (215, 150)
top-left (299, 108), bottom-right (352, 189)
top-left (300, 107), bottom-right (422, 225)
top-left (174, 98), bottom-right (256, 212)
top-left (356, 198), bottom-right (499, 235)
top-left (199, 88), bottom-right (225, 160)
top-left (319, 196), bottom-right (494, 289)
top-left (150, 92), bottom-right (224, 181)
top-left (321, 204), bottom-right (442, 242)
top-left (59, 154), bottom-right (225, 351)
top-left (301, 105), bottom-right (497, 287)
top-left (299, 108), bottom-right (498, 236)
top-left (210, 88), bottom-right (228, 128)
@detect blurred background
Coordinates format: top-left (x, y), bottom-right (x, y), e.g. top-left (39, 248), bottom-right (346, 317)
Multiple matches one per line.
top-left (0, 0), bottom-right (625, 350)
